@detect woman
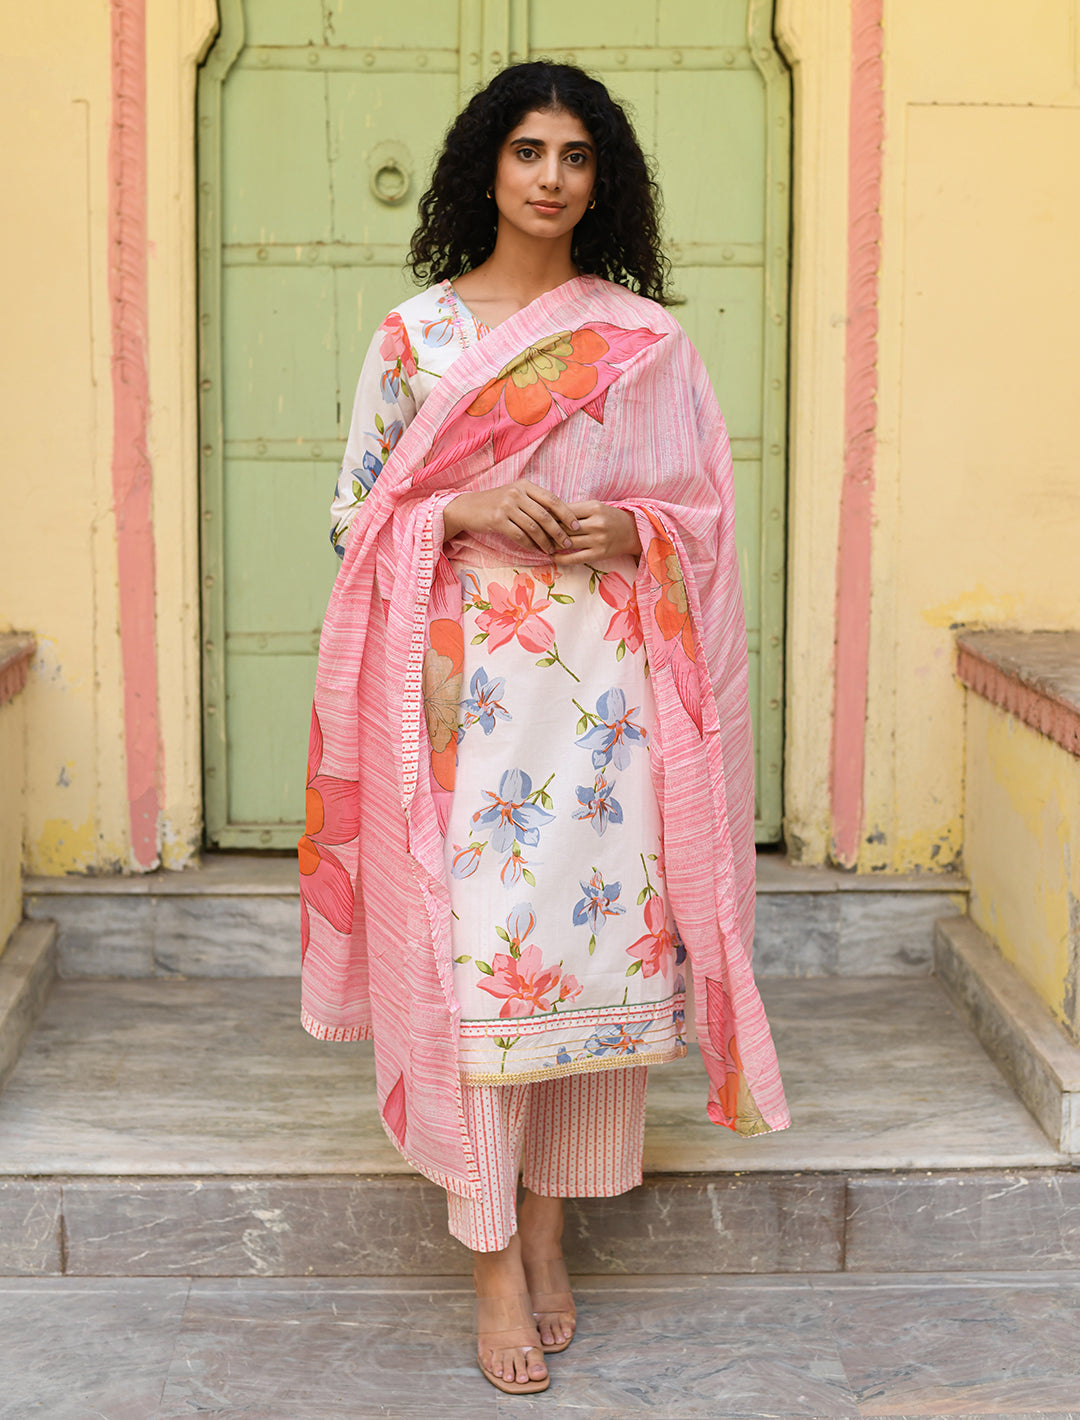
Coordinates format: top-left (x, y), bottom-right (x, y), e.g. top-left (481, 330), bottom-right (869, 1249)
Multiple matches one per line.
top-left (299, 62), bottom-right (789, 1395)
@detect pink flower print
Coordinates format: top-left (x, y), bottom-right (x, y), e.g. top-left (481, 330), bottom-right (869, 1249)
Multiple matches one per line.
top-left (626, 895), bottom-right (675, 979)
top-left (479, 943), bottom-right (563, 1018)
top-left (558, 973), bottom-right (582, 1004)
top-left (476, 574), bottom-right (555, 653)
top-left (535, 563), bottom-right (557, 589)
top-left (378, 312), bottom-right (418, 378)
top-left (598, 571), bottom-right (644, 654)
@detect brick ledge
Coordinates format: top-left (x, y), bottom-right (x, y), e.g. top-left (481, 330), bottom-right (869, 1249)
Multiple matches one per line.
top-left (956, 629), bottom-right (1080, 758)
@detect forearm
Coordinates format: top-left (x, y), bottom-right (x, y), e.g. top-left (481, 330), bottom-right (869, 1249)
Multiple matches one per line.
top-left (442, 495), bottom-right (468, 542)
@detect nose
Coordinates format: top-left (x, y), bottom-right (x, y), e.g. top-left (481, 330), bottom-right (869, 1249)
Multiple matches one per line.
top-left (538, 154), bottom-right (563, 191)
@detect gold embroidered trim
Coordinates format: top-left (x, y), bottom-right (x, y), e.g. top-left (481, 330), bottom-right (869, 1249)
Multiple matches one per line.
top-left (459, 1043), bottom-right (687, 1087)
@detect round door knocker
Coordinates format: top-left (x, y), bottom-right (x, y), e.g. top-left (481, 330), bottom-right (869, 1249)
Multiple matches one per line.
top-left (368, 142), bottom-right (413, 206)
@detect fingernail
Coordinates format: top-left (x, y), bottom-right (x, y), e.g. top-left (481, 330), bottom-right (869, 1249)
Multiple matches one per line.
top-left (571, 520), bottom-right (581, 530)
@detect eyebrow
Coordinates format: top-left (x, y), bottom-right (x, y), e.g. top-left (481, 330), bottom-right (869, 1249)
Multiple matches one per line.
top-left (511, 137), bottom-right (595, 152)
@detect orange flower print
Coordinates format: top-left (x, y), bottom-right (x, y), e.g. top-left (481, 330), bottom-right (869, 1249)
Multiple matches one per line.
top-left (424, 618), bottom-right (464, 794)
top-left (298, 707), bottom-right (359, 949)
top-left (705, 976), bottom-right (746, 1123)
top-left (646, 531), bottom-right (696, 662)
top-left (466, 327), bottom-right (609, 427)
top-left (475, 573), bottom-right (555, 653)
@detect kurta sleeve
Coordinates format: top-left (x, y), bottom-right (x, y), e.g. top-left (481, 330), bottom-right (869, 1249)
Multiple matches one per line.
top-left (329, 310), bottom-right (419, 558)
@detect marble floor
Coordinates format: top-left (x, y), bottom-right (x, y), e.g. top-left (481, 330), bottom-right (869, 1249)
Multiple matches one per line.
top-left (0, 975), bottom-right (1066, 1176)
top-left (1, 1271), bottom-right (1078, 1419)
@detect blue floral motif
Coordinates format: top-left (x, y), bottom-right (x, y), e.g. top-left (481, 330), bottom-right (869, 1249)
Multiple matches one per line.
top-left (472, 768), bottom-right (555, 856)
top-left (540, 1045), bottom-right (575, 1069)
top-left (421, 313), bottom-right (455, 347)
top-left (575, 688), bottom-right (648, 771)
top-left (572, 772), bottom-right (623, 836)
top-left (372, 418), bottom-right (403, 461)
top-left (351, 454), bottom-right (381, 498)
top-left (450, 840), bottom-right (485, 879)
top-left (572, 870), bottom-right (626, 933)
top-left (583, 1020), bottom-right (653, 1057)
top-left (380, 368), bottom-right (402, 400)
top-left (462, 667), bottom-right (511, 737)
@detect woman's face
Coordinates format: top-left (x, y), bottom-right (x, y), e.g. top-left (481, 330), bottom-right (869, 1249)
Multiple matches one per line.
top-left (491, 106), bottom-right (597, 242)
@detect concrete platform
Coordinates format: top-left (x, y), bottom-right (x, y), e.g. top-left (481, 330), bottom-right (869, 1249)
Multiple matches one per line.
top-left (0, 975), bottom-right (1061, 1178)
top-left (4, 1271), bottom-right (1080, 1418)
top-left (1, 976), bottom-right (1078, 1278)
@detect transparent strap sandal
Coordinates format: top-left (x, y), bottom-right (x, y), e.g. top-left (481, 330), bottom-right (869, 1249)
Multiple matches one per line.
top-left (475, 1292), bottom-right (551, 1394)
top-left (526, 1255), bottom-right (577, 1353)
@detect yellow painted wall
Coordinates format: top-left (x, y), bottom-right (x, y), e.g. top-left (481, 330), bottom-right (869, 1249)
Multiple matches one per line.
top-left (965, 694), bottom-right (1080, 1041)
top-left (0, 0), bottom-right (215, 875)
top-left (0, 693), bottom-right (27, 950)
top-left (855, 0), bottom-right (1080, 872)
top-left (2, 0), bottom-right (1077, 877)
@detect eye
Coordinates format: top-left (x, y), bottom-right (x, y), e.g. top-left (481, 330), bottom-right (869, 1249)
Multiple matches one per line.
top-left (515, 146), bottom-right (538, 160)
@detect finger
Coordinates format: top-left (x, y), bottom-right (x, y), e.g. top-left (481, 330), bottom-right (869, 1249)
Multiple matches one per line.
top-left (552, 543), bottom-right (602, 566)
top-left (521, 497), bottom-right (575, 550)
top-left (522, 482), bottom-right (581, 535)
top-left (507, 508), bottom-right (559, 555)
top-left (566, 501), bottom-right (601, 520)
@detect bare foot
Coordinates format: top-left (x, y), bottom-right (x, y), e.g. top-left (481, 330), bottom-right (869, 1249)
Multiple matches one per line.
top-left (472, 1233), bottom-right (549, 1389)
top-left (519, 1190), bottom-right (576, 1351)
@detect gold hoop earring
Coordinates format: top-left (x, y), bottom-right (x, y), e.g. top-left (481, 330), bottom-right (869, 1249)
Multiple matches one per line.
top-left (486, 186), bottom-right (494, 199)
top-left (588, 196), bottom-right (596, 209)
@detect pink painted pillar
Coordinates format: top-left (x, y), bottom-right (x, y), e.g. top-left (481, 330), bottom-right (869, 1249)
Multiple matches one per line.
top-left (109, 0), bottom-right (162, 867)
top-left (829, 0), bottom-right (884, 868)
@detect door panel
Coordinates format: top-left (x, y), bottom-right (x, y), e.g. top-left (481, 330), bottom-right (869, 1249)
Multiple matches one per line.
top-left (199, 0), bottom-right (789, 847)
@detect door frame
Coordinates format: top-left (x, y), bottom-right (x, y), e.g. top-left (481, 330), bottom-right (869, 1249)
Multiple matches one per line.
top-left (195, 0), bottom-right (791, 846)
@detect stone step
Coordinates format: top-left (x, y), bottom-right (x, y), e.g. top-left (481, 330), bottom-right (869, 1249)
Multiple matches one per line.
top-left (2, 975), bottom-right (1076, 1278)
top-left (23, 853), bottom-right (968, 979)
top-left (0, 921), bottom-right (56, 1093)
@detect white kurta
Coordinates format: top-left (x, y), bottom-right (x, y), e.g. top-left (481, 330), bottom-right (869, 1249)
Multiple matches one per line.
top-left (332, 281), bottom-right (687, 1085)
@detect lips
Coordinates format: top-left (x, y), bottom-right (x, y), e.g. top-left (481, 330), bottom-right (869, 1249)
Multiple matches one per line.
top-left (530, 201), bottom-right (565, 212)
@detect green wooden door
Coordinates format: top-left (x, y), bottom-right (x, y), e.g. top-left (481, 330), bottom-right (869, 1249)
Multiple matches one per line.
top-left (198, 0), bottom-right (789, 848)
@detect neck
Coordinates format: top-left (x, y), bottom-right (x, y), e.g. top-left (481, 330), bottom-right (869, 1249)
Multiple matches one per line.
top-left (478, 222), bottom-right (580, 301)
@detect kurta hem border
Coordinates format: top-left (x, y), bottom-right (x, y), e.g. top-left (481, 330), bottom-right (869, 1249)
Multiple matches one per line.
top-left (460, 1044), bottom-right (686, 1086)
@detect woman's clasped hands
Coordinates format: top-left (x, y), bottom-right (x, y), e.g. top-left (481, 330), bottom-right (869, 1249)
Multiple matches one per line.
top-left (442, 477), bottom-right (641, 562)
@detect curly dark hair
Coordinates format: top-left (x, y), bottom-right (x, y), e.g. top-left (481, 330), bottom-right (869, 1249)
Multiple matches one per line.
top-left (408, 62), bottom-right (671, 305)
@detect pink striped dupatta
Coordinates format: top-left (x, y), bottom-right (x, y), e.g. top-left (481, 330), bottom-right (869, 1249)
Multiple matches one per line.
top-left (300, 275), bottom-right (789, 1198)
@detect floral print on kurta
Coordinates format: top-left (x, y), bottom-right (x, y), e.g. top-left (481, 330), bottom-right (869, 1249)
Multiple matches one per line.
top-left (332, 282), bottom-right (686, 1085)
top-left (447, 554), bottom-right (686, 1083)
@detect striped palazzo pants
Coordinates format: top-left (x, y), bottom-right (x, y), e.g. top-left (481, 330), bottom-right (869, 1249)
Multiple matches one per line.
top-left (447, 1065), bottom-right (649, 1253)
